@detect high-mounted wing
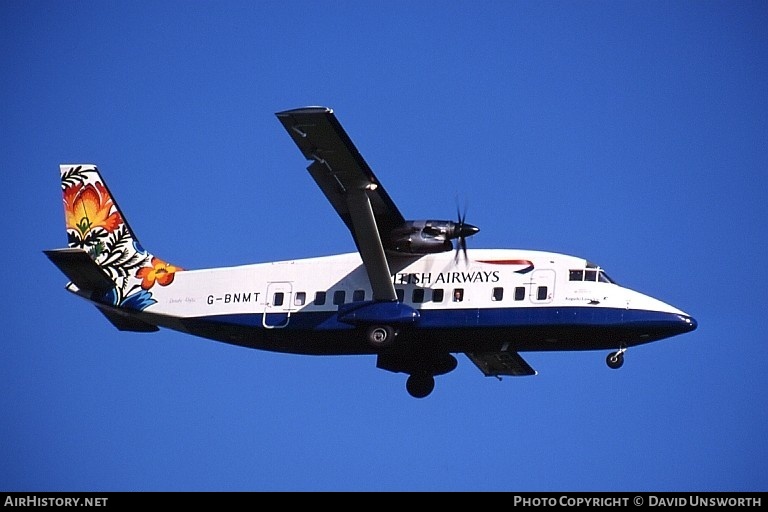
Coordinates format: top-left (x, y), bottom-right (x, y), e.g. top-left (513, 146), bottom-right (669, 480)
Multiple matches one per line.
top-left (276, 107), bottom-right (402, 301)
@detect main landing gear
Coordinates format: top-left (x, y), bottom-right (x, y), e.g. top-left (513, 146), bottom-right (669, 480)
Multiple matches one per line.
top-left (368, 325), bottom-right (457, 398)
top-left (406, 373), bottom-right (435, 399)
top-left (403, 354), bottom-right (457, 399)
top-left (606, 346), bottom-right (627, 369)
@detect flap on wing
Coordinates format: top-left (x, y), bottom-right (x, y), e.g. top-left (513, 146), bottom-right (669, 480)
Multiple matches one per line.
top-left (466, 351), bottom-right (537, 377)
top-left (44, 248), bottom-right (114, 294)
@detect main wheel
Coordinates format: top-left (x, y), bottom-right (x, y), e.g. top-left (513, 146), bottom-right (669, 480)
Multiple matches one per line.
top-left (366, 325), bottom-right (396, 348)
top-left (606, 351), bottom-right (624, 369)
top-left (406, 374), bottom-right (435, 398)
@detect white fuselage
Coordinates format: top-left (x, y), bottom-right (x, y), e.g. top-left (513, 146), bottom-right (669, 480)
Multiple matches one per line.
top-left (144, 248), bottom-right (688, 328)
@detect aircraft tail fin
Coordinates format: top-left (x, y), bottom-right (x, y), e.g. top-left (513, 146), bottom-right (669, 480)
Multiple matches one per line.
top-left (46, 164), bottom-right (183, 318)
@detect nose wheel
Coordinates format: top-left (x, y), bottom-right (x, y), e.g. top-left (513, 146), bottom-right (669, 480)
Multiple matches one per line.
top-left (606, 346), bottom-right (626, 369)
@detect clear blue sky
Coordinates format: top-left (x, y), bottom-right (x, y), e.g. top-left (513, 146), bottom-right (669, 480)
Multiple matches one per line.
top-left (2, 0), bottom-right (766, 491)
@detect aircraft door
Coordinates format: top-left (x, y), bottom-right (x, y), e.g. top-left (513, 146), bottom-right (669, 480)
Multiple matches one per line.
top-left (528, 269), bottom-right (555, 304)
top-left (262, 281), bottom-right (293, 328)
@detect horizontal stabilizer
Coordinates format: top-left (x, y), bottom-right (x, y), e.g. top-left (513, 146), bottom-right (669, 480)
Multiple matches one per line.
top-left (96, 306), bottom-right (159, 332)
top-left (466, 351), bottom-right (537, 377)
top-left (44, 248), bottom-right (114, 294)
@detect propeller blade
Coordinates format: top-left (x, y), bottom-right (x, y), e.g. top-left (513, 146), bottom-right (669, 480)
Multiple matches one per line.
top-left (453, 199), bottom-right (478, 264)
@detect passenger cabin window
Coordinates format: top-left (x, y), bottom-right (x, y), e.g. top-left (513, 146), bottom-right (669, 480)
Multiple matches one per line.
top-left (537, 286), bottom-right (548, 301)
top-left (453, 288), bottom-right (464, 302)
top-left (273, 292), bottom-right (284, 306)
top-left (492, 287), bottom-right (503, 301)
top-left (514, 287), bottom-right (525, 301)
top-left (353, 289), bottom-right (365, 302)
top-left (412, 288), bottom-right (425, 303)
top-left (432, 289), bottom-right (444, 302)
top-left (294, 292), bottom-right (306, 306)
top-left (314, 291), bottom-right (326, 305)
top-left (333, 290), bottom-right (345, 305)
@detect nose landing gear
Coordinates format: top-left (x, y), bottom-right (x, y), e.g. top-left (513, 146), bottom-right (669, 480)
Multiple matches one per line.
top-left (606, 345), bottom-right (627, 369)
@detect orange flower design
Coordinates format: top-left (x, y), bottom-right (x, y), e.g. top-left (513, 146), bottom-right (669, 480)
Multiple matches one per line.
top-left (63, 182), bottom-right (122, 236)
top-left (136, 257), bottom-right (183, 290)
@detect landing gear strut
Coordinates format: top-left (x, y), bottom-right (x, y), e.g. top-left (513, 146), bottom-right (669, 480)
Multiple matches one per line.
top-left (606, 346), bottom-right (626, 369)
top-left (406, 373), bottom-right (435, 398)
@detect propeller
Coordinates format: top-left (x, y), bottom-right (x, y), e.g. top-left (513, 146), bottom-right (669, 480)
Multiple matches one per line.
top-left (453, 203), bottom-right (479, 264)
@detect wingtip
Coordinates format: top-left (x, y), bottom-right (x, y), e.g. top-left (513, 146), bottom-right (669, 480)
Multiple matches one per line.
top-left (275, 106), bottom-right (333, 117)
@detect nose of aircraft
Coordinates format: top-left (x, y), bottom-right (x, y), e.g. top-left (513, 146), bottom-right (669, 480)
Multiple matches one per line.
top-left (663, 312), bottom-right (698, 342)
top-left (679, 314), bottom-right (698, 333)
top-left (643, 312), bottom-right (697, 342)
top-left (625, 289), bottom-right (698, 336)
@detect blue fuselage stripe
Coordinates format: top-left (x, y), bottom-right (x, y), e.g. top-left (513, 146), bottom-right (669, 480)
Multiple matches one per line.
top-left (175, 305), bottom-right (695, 355)
top-left (200, 306), bottom-right (685, 331)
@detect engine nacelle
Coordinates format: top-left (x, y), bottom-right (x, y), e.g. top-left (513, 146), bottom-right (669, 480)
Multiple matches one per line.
top-left (389, 220), bottom-right (456, 254)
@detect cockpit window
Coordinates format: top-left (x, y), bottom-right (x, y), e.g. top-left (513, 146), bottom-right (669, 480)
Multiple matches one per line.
top-left (569, 268), bottom-right (616, 284)
top-left (598, 271), bottom-right (615, 284)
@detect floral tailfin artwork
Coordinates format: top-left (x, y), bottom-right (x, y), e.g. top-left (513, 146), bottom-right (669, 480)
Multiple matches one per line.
top-left (46, 164), bottom-right (183, 315)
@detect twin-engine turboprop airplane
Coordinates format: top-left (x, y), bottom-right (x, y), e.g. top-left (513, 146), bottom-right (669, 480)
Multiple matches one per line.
top-left (45, 107), bottom-right (697, 398)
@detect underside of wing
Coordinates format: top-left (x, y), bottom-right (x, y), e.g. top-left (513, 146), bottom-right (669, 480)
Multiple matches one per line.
top-left (466, 351), bottom-right (538, 377)
top-left (275, 107), bottom-right (406, 243)
top-left (276, 107), bottom-right (401, 301)
top-left (276, 107), bottom-right (482, 301)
